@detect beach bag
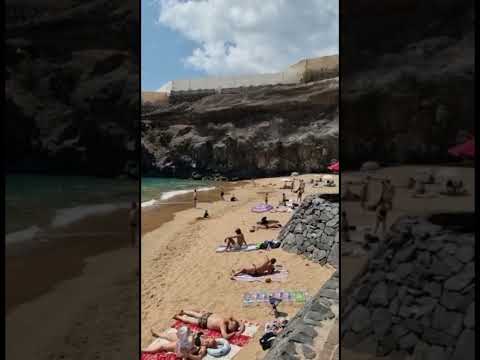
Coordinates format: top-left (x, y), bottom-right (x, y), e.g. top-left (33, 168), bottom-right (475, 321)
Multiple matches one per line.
top-left (259, 332), bottom-right (277, 350)
top-left (270, 240), bottom-right (281, 249)
top-left (259, 241), bottom-right (269, 250)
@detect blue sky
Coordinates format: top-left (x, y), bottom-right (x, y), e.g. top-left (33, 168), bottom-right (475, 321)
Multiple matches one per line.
top-left (141, 1), bottom-right (204, 90)
top-left (142, 0), bottom-right (338, 91)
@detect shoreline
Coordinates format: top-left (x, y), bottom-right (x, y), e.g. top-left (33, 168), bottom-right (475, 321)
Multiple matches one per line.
top-left (141, 180), bottom-right (242, 236)
top-left (141, 174), bottom-right (339, 359)
top-left (5, 208), bottom-right (133, 314)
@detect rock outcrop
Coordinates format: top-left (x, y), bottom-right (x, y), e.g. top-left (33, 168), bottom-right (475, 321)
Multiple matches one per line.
top-left (5, 0), bottom-right (139, 177)
top-left (142, 78), bottom-right (338, 179)
top-left (279, 194), bottom-right (340, 267)
top-left (341, 214), bottom-right (475, 359)
top-left (263, 271), bottom-right (339, 360)
top-left (342, 0), bottom-right (474, 168)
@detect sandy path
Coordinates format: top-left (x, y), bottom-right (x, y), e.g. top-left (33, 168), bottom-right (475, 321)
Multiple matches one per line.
top-left (141, 175), bottom-right (338, 359)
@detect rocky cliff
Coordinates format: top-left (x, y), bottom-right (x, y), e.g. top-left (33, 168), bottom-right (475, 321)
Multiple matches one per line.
top-left (5, 0), bottom-right (139, 177)
top-left (341, 0), bottom-right (474, 168)
top-left (142, 78), bottom-right (338, 179)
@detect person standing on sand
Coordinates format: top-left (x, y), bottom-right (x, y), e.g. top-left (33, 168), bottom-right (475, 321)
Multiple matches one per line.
top-left (265, 192), bottom-right (269, 205)
top-left (373, 201), bottom-right (388, 235)
top-left (282, 193), bottom-right (287, 206)
top-left (341, 211), bottom-right (350, 242)
top-left (193, 189), bottom-right (198, 208)
top-left (360, 176), bottom-right (371, 210)
top-left (173, 311), bottom-right (245, 340)
top-left (220, 190), bottom-right (225, 200)
top-left (382, 179), bottom-right (395, 210)
top-left (297, 186), bottom-right (304, 202)
top-left (129, 201), bottom-right (138, 247)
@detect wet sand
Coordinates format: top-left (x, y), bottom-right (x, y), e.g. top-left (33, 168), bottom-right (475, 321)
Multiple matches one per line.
top-left (5, 209), bottom-right (139, 360)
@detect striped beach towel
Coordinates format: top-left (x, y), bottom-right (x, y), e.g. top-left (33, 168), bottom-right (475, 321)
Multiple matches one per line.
top-left (215, 244), bottom-right (259, 253)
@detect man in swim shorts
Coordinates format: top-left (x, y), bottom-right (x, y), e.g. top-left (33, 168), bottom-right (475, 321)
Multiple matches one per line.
top-left (173, 311), bottom-right (245, 340)
top-left (224, 228), bottom-right (246, 250)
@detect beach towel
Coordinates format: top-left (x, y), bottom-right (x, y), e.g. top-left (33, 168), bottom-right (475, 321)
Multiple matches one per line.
top-left (251, 204), bottom-right (273, 213)
top-left (216, 244), bottom-right (259, 253)
top-left (232, 267), bottom-right (288, 283)
top-left (243, 290), bottom-right (308, 306)
top-left (142, 321), bottom-right (258, 360)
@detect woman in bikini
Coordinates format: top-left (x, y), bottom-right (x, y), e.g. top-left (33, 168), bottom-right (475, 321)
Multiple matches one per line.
top-left (143, 326), bottom-right (216, 359)
top-left (233, 257), bottom-right (277, 277)
top-left (224, 228), bottom-right (246, 251)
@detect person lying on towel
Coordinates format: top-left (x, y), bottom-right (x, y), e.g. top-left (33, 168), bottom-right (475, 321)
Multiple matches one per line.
top-left (174, 310), bottom-right (245, 339)
top-left (224, 228), bottom-right (247, 251)
top-left (256, 217), bottom-right (282, 229)
top-left (233, 257), bottom-right (277, 277)
top-left (143, 325), bottom-right (216, 359)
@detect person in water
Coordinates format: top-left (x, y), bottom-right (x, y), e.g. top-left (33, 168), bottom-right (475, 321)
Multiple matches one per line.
top-left (143, 326), bottom-right (216, 359)
top-left (173, 311), bottom-right (245, 340)
top-left (224, 228), bottom-right (246, 250)
top-left (233, 257), bottom-right (277, 277)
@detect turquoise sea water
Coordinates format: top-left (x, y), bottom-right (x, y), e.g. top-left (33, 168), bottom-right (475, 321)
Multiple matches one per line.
top-left (5, 174), bottom-right (137, 243)
top-left (141, 177), bottom-right (213, 205)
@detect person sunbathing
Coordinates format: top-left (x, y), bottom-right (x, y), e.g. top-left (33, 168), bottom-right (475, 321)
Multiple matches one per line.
top-left (233, 257), bottom-right (277, 277)
top-left (256, 217), bottom-right (282, 229)
top-left (224, 228), bottom-right (246, 251)
top-left (143, 326), bottom-right (216, 359)
top-left (173, 311), bottom-right (245, 340)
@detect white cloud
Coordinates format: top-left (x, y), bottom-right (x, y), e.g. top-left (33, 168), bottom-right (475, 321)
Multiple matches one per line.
top-left (156, 0), bottom-right (338, 76)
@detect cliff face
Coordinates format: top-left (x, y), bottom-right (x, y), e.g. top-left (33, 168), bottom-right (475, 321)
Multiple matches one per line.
top-left (142, 78), bottom-right (339, 179)
top-left (341, 0), bottom-right (474, 168)
top-left (5, 0), bottom-right (139, 176)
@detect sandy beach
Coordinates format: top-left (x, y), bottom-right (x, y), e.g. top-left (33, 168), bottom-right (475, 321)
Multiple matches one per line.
top-left (141, 174), bottom-right (339, 360)
top-left (5, 210), bottom-right (139, 360)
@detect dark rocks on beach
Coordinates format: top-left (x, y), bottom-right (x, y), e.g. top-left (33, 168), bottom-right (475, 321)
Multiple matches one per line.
top-left (264, 270), bottom-right (339, 360)
top-left (341, 214), bottom-right (475, 357)
top-left (279, 194), bottom-right (339, 266)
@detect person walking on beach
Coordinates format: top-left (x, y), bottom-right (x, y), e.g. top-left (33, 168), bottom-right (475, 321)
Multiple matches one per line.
top-left (129, 201), bottom-right (138, 247)
top-left (360, 176), bottom-right (371, 210)
top-left (264, 192), bottom-right (269, 205)
top-left (173, 311), bottom-right (245, 340)
top-left (193, 189), bottom-right (198, 208)
top-left (341, 211), bottom-right (350, 242)
top-left (281, 193), bottom-right (287, 206)
top-left (373, 201), bottom-right (388, 236)
top-left (381, 179), bottom-right (395, 210)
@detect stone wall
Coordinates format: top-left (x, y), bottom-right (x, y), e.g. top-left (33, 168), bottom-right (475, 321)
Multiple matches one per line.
top-left (341, 214), bottom-right (475, 359)
top-left (279, 194), bottom-right (339, 267)
top-left (263, 271), bottom-right (339, 360)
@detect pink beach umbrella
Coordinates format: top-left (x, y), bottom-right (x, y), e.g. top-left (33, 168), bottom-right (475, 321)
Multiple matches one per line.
top-left (251, 204), bottom-right (274, 213)
top-left (448, 138), bottom-right (475, 158)
top-left (328, 161), bottom-right (339, 173)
